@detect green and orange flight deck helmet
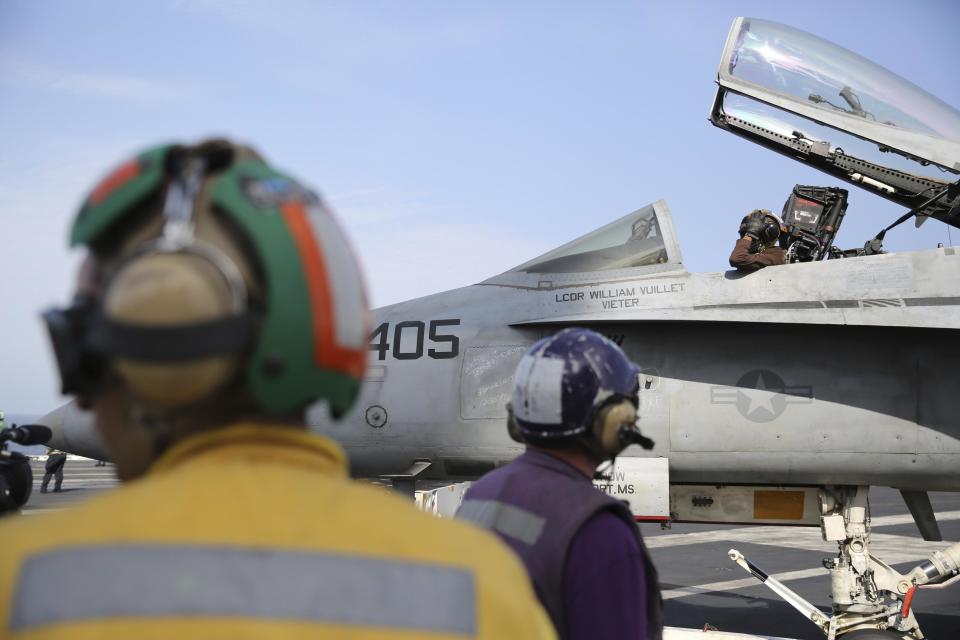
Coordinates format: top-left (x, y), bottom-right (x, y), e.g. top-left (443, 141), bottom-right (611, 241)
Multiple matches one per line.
top-left (46, 139), bottom-right (369, 420)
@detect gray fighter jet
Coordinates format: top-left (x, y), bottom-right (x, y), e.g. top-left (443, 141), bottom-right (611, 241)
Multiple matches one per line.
top-left (38, 18), bottom-right (960, 639)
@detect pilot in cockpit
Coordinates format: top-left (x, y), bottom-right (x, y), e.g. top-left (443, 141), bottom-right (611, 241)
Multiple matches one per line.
top-left (729, 209), bottom-right (788, 272)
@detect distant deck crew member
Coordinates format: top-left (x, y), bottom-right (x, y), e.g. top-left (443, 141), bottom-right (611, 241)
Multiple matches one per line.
top-left (40, 448), bottom-right (66, 493)
top-left (457, 328), bottom-right (663, 640)
top-left (0, 139), bottom-right (555, 640)
top-left (729, 209), bottom-right (787, 272)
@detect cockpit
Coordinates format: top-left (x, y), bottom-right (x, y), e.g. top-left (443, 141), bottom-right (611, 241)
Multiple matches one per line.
top-left (484, 201), bottom-right (684, 288)
top-left (486, 20), bottom-right (960, 287)
top-left (711, 18), bottom-right (960, 229)
top-left (514, 207), bottom-right (666, 274)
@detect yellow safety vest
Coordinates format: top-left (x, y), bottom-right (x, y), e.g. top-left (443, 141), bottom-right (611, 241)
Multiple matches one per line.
top-left (0, 424), bottom-right (555, 640)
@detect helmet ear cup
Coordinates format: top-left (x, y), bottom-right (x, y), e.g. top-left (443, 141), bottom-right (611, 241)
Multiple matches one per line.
top-left (104, 250), bottom-right (244, 409)
top-left (592, 400), bottom-right (637, 456)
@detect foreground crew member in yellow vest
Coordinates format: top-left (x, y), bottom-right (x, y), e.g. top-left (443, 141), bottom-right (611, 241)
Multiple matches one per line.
top-left (0, 140), bottom-right (555, 640)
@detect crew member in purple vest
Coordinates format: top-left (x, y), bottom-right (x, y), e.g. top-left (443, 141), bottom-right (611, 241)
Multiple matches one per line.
top-left (456, 328), bottom-right (663, 640)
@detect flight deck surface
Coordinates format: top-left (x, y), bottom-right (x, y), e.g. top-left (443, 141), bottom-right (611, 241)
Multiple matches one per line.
top-left (11, 459), bottom-right (960, 637)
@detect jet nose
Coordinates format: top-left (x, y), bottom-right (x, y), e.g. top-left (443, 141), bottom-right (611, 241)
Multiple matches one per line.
top-left (36, 400), bottom-right (107, 460)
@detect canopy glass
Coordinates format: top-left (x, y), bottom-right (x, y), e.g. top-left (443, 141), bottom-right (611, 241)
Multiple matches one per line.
top-left (727, 19), bottom-right (960, 143)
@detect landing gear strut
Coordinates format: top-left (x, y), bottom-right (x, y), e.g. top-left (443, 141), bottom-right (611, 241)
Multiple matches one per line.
top-left (819, 486), bottom-right (920, 639)
top-left (730, 485), bottom-right (960, 639)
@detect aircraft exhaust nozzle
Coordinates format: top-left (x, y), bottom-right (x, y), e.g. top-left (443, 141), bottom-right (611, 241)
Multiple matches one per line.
top-left (36, 400), bottom-right (108, 461)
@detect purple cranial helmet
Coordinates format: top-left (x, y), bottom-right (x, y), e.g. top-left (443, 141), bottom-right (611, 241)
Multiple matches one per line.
top-left (510, 327), bottom-right (641, 444)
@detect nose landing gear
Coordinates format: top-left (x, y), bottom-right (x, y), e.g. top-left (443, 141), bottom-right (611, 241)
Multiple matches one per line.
top-left (730, 486), bottom-right (960, 640)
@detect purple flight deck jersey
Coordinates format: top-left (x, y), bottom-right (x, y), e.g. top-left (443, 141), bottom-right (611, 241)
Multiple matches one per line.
top-left (457, 449), bottom-right (662, 640)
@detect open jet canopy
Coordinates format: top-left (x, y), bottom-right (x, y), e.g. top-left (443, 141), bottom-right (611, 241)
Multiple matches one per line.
top-left (711, 18), bottom-right (960, 227)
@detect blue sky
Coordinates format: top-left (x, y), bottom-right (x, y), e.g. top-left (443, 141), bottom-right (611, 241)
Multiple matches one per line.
top-left (2, 0), bottom-right (959, 413)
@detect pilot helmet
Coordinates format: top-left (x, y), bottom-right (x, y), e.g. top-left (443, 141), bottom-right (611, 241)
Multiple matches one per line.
top-left (740, 209), bottom-right (783, 245)
top-left (43, 139), bottom-right (369, 420)
top-left (764, 211), bottom-right (789, 247)
top-left (508, 328), bottom-right (650, 458)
